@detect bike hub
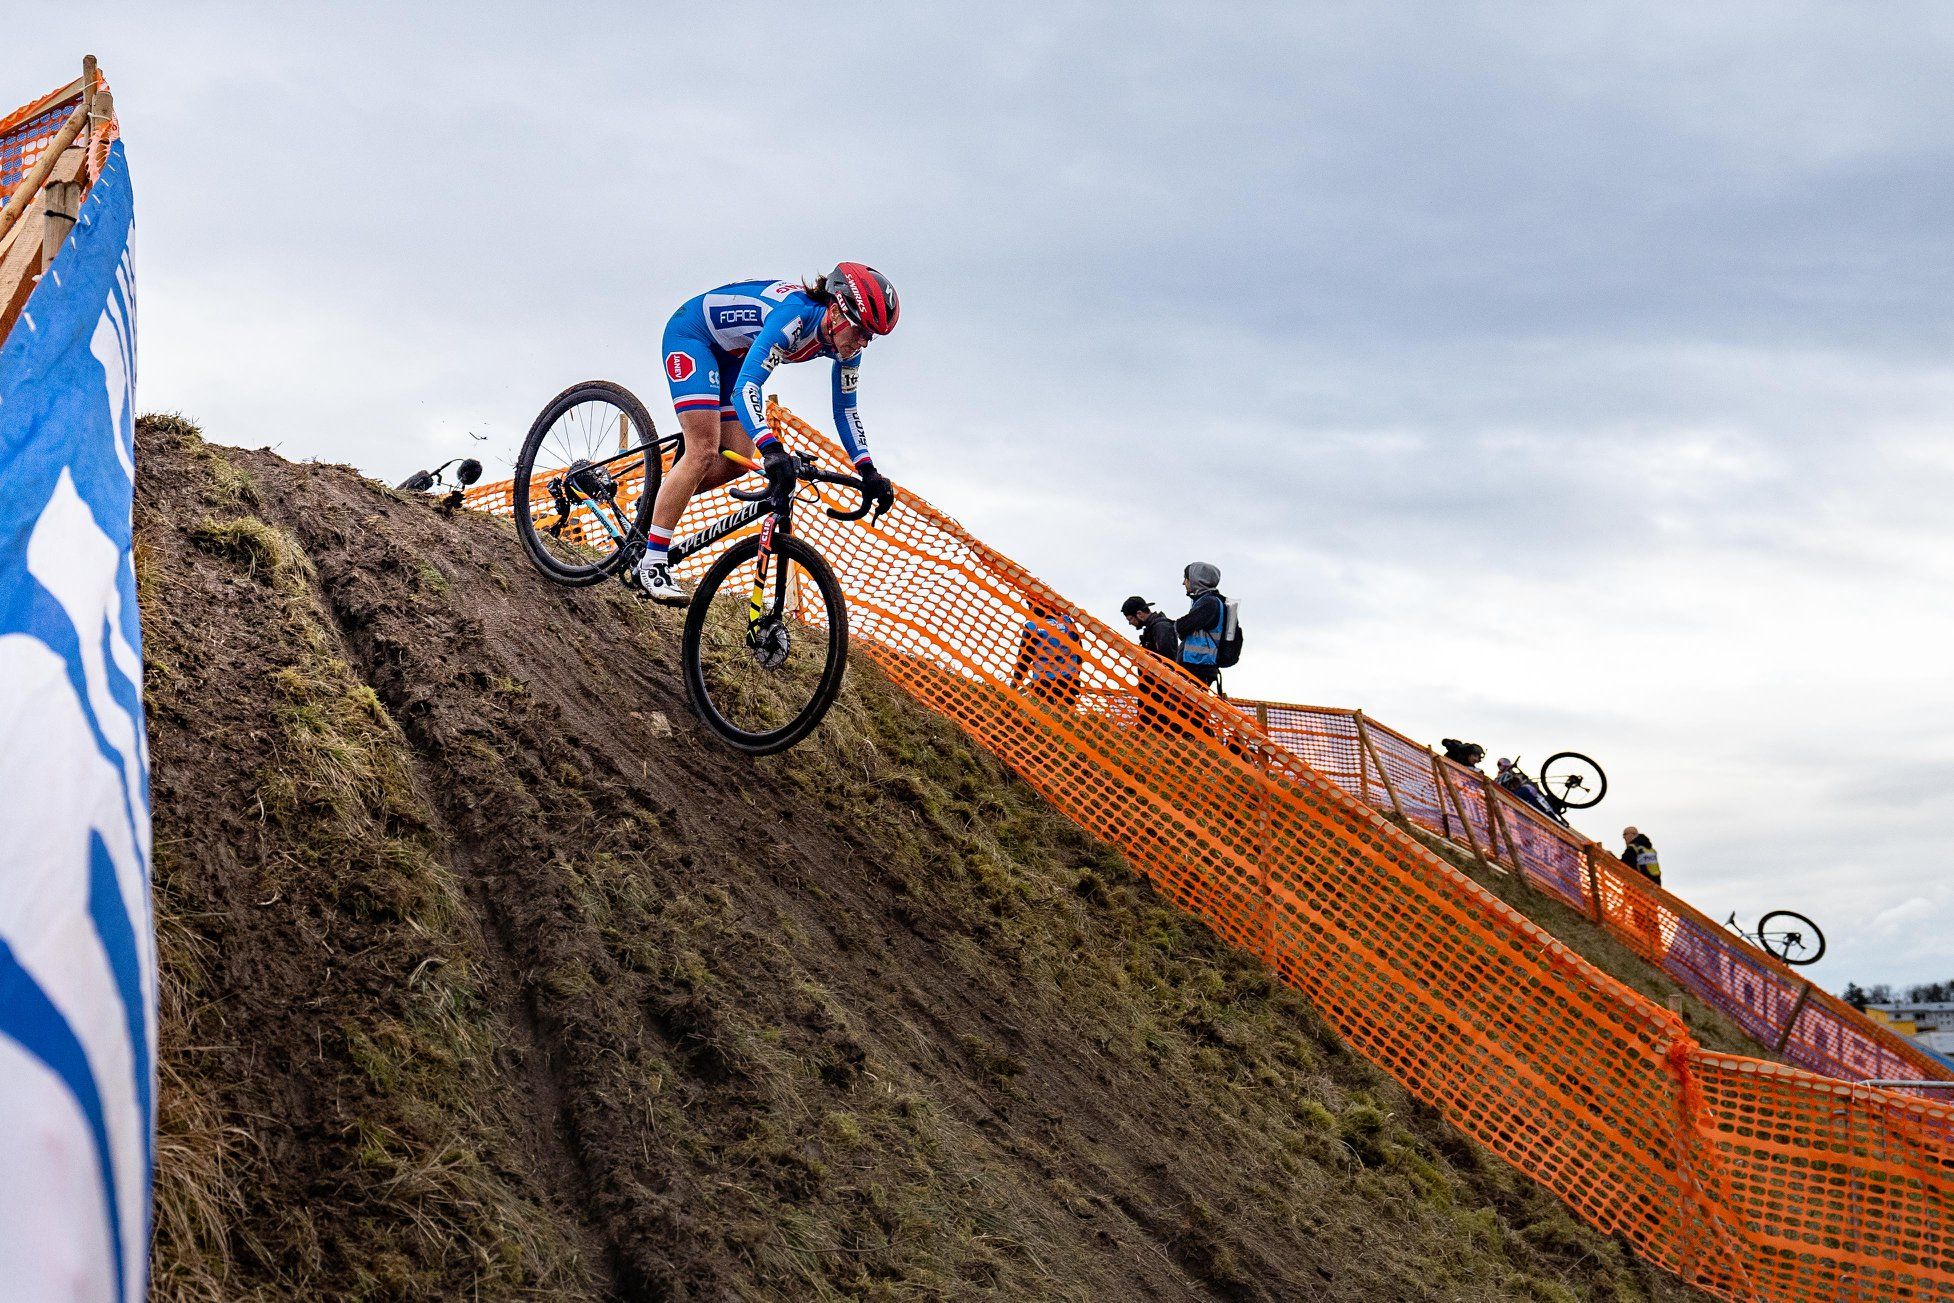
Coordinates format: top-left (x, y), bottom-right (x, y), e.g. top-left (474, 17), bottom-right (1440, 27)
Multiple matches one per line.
top-left (564, 458), bottom-right (615, 500)
top-left (747, 617), bottom-right (791, 670)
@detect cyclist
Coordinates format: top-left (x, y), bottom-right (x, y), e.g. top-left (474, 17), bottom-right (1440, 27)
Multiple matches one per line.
top-left (1495, 758), bottom-right (1563, 824)
top-left (631, 263), bottom-right (900, 603)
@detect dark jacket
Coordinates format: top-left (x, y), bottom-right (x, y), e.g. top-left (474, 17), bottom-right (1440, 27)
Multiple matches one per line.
top-left (1137, 611), bottom-right (1179, 660)
top-left (1623, 837), bottom-right (1661, 885)
top-left (1176, 591), bottom-right (1225, 684)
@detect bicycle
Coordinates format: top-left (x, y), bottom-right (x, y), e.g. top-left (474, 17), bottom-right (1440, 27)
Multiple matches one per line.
top-left (512, 380), bottom-right (873, 755)
top-left (1725, 910), bottom-right (1826, 966)
top-left (1495, 752), bottom-right (1607, 826)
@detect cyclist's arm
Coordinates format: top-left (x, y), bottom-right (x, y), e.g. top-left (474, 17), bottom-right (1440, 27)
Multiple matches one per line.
top-left (1174, 594), bottom-right (1221, 637)
top-left (831, 355), bottom-right (871, 468)
top-left (732, 310), bottom-right (812, 451)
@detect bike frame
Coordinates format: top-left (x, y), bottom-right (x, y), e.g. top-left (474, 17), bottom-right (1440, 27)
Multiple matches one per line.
top-left (553, 440), bottom-right (864, 631)
top-left (552, 437), bottom-right (784, 561)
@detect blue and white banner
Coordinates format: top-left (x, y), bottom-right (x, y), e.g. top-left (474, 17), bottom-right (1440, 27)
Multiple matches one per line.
top-left (0, 140), bottom-right (151, 1303)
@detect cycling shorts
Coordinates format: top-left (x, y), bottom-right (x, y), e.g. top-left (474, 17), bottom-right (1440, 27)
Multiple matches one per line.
top-left (660, 311), bottom-right (741, 424)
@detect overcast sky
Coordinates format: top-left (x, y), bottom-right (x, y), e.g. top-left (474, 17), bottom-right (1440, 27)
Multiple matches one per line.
top-left (13, 3), bottom-right (1952, 992)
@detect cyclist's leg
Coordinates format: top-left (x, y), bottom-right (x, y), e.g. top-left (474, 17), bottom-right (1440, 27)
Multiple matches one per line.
top-left (649, 319), bottom-right (733, 555)
top-left (691, 363), bottom-right (760, 494)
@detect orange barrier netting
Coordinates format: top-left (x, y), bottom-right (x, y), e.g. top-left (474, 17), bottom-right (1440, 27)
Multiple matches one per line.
top-left (467, 402), bottom-right (1953, 1302)
top-left (0, 75), bottom-right (117, 204)
top-left (1232, 701), bottom-right (1954, 1096)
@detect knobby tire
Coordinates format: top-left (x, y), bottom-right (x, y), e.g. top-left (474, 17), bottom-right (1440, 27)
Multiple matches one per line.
top-left (515, 380), bottom-right (661, 587)
top-left (681, 533), bottom-right (849, 755)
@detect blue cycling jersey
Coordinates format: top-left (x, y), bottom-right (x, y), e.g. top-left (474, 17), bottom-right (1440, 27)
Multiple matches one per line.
top-left (661, 279), bottom-right (871, 466)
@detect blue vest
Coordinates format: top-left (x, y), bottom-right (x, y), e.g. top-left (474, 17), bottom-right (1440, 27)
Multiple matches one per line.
top-left (1180, 592), bottom-right (1224, 667)
top-left (1022, 616), bottom-right (1081, 681)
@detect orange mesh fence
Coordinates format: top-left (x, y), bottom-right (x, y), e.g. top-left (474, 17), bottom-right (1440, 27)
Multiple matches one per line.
top-left (0, 74), bottom-right (116, 204)
top-left (1238, 700), bottom-right (1954, 1096)
top-left (467, 401), bottom-right (1953, 1302)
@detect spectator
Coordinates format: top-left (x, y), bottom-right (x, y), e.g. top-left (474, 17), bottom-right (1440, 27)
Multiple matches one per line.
top-left (1621, 826), bottom-right (1661, 885)
top-left (1010, 599), bottom-right (1083, 709)
top-left (1440, 738), bottom-right (1486, 769)
top-left (1121, 596), bottom-right (1180, 660)
top-left (1175, 561), bottom-right (1228, 689)
top-left (1121, 595), bottom-right (1184, 730)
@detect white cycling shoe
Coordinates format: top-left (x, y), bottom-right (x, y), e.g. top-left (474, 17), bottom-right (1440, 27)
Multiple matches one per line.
top-left (630, 556), bottom-right (691, 606)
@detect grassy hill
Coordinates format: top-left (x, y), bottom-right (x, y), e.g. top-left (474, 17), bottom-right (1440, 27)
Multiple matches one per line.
top-left (136, 415), bottom-right (1711, 1301)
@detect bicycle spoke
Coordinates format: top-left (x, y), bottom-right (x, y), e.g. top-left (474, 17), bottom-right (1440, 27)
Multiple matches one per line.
top-left (691, 554), bottom-right (838, 739)
top-left (516, 383), bottom-right (660, 585)
top-left (678, 530), bottom-right (849, 754)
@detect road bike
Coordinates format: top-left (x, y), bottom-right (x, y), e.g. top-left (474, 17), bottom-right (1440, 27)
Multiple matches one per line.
top-left (512, 380), bottom-right (872, 755)
top-left (1725, 909), bottom-right (1826, 966)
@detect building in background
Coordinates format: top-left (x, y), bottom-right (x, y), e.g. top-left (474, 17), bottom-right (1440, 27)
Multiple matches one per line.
top-left (1866, 1002), bottom-right (1954, 1058)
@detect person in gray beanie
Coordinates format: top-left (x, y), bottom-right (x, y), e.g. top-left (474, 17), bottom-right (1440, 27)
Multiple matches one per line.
top-left (1175, 561), bottom-right (1227, 687)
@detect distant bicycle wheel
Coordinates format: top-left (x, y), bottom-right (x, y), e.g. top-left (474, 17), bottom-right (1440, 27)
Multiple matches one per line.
top-left (515, 380), bottom-right (662, 586)
top-left (1540, 751), bottom-right (1607, 810)
top-left (681, 533), bottom-right (849, 755)
top-left (1755, 910), bottom-right (1826, 966)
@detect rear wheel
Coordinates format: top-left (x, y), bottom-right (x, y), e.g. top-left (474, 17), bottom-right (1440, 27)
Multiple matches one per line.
top-left (1540, 751), bottom-right (1607, 810)
top-left (515, 380), bottom-right (662, 586)
top-left (1755, 910), bottom-right (1826, 966)
top-left (681, 533), bottom-right (849, 755)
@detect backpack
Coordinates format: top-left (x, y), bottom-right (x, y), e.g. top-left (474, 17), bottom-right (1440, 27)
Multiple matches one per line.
top-left (1215, 593), bottom-right (1243, 668)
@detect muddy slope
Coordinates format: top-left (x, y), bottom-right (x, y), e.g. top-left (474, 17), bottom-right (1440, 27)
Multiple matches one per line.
top-left (138, 415), bottom-right (1711, 1302)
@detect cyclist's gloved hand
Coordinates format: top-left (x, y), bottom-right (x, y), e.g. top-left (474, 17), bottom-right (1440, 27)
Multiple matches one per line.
top-left (760, 443), bottom-right (798, 500)
top-left (858, 462), bottom-right (896, 519)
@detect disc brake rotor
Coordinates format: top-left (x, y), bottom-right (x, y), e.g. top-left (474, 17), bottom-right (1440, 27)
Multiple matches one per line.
top-left (747, 617), bottom-right (791, 670)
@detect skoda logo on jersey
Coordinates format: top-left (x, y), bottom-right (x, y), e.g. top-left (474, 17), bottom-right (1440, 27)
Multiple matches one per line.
top-left (710, 305), bottom-right (762, 331)
top-left (665, 352), bottom-right (696, 382)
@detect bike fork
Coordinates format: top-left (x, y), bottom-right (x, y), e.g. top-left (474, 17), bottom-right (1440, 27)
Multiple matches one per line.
top-left (748, 516), bottom-right (777, 628)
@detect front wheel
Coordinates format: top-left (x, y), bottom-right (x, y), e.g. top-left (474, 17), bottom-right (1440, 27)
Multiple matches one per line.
top-left (681, 533), bottom-right (849, 755)
top-left (1540, 751), bottom-right (1608, 810)
top-left (1754, 910), bottom-right (1826, 966)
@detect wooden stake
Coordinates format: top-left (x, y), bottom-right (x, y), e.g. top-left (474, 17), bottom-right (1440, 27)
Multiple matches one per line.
top-left (41, 178), bottom-right (80, 265)
top-left (1432, 755), bottom-right (1486, 863)
top-left (618, 410), bottom-right (629, 451)
top-left (1582, 844), bottom-right (1605, 923)
top-left (1354, 712), bottom-right (1404, 817)
top-left (0, 98), bottom-right (90, 246)
top-left (87, 87), bottom-right (114, 175)
top-left (1482, 779), bottom-right (1517, 866)
top-left (79, 56), bottom-right (97, 152)
top-left (1774, 983), bottom-right (1815, 1053)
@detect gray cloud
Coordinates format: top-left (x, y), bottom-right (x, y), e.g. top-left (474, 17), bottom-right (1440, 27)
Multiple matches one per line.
top-left (12, 1), bottom-right (1953, 985)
